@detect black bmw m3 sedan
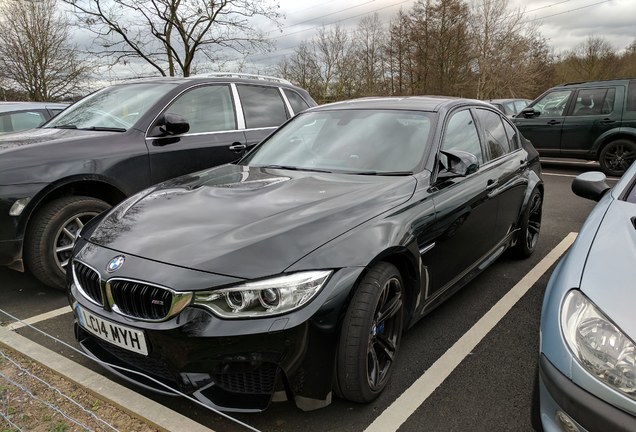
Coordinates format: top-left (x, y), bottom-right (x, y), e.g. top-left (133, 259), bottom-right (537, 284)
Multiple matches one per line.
top-left (68, 96), bottom-right (543, 412)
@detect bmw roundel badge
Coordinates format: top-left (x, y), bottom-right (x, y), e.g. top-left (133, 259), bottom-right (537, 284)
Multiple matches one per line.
top-left (106, 255), bottom-right (125, 273)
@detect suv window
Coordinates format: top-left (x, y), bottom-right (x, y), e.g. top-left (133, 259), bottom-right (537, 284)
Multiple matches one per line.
top-left (237, 85), bottom-right (288, 129)
top-left (627, 80), bottom-right (636, 112)
top-left (284, 89), bottom-right (310, 114)
top-left (502, 120), bottom-right (519, 150)
top-left (166, 85), bottom-right (236, 133)
top-left (441, 109), bottom-right (483, 165)
top-left (533, 90), bottom-right (572, 117)
top-left (475, 109), bottom-right (509, 160)
top-left (571, 88), bottom-right (615, 116)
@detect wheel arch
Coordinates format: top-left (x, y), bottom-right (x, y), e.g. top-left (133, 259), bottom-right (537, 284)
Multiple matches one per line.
top-left (594, 129), bottom-right (636, 158)
top-left (17, 175), bottom-right (127, 236)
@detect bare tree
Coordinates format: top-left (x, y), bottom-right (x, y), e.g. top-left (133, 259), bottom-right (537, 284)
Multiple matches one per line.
top-left (556, 36), bottom-right (619, 82)
top-left (354, 14), bottom-right (387, 97)
top-left (62, 0), bottom-right (282, 77)
top-left (0, 0), bottom-right (90, 101)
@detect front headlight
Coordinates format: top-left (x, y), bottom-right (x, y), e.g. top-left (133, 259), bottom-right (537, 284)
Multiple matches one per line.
top-left (193, 270), bottom-right (332, 318)
top-left (561, 290), bottom-right (636, 399)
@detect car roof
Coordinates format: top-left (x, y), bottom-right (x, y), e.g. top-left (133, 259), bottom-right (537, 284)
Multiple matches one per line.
top-left (556, 78), bottom-right (636, 87)
top-left (117, 73), bottom-right (303, 90)
top-left (0, 101), bottom-right (69, 113)
top-left (488, 98), bottom-right (530, 103)
top-left (308, 96), bottom-right (494, 112)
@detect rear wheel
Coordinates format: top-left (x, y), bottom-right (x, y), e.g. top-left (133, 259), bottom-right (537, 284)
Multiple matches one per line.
top-left (25, 196), bottom-right (110, 290)
top-left (513, 189), bottom-right (542, 258)
top-left (336, 262), bottom-right (404, 403)
top-left (599, 139), bottom-right (636, 177)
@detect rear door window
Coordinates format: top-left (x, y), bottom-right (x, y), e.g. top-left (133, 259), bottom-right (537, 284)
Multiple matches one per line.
top-left (571, 88), bottom-right (616, 116)
top-left (237, 85), bottom-right (288, 129)
top-left (475, 108), bottom-right (510, 160)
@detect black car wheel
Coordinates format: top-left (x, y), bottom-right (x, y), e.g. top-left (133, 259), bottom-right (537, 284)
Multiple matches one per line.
top-left (599, 139), bottom-right (636, 177)
top-left (336, 262), bottom-right (404, 403)
top-left (514, 189), bottom-right (542, 258)
top-left (25, 196), bottom-right (110, 290)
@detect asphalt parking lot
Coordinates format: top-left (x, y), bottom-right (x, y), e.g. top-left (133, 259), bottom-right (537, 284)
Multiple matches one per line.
top-left (0, 159), bottom-right (615, 432)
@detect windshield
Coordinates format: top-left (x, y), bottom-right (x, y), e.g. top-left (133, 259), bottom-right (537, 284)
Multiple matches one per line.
top-left (243, 109), bottom-right (434, 174)
top-left (44, 83), bottom-right (178, 131)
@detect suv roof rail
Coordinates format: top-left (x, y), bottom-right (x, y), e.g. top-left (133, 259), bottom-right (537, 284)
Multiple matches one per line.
top-left (560, 77), bottom-right (636, 86)
top-left (189, 72), bottom-right (292, 85)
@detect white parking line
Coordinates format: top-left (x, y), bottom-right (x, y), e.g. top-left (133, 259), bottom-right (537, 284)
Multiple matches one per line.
top-left (543, 172), bottom-right (620, 181)
top-left (364, 232), bottom-right (577, 432)
top-left (6, 306), bottom-right (71, 330)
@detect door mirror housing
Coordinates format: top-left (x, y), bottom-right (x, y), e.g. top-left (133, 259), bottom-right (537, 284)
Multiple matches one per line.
top-left (571, 171), bottom-right (611, 202)
top-left (150, 113), bottom-right (190, 137)
top-left (520, 107), bottom-right (539, 118)
top-left (439, 149), bottom-right (479, 179)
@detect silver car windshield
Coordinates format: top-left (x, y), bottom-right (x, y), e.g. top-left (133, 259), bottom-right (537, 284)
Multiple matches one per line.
top-left (245, 109), bottom-right (434, 174)
top-left (44, 83), bottom-right (178, 131)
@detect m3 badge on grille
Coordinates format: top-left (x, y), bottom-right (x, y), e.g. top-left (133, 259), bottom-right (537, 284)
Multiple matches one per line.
top-left (106, 255), bottom-right (125, 273)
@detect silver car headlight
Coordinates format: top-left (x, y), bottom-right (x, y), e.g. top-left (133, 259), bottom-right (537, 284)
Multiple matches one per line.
top-left (561, 290), bottom-right (636, 399)
top-left (193, 270), bottom-right (332, 318)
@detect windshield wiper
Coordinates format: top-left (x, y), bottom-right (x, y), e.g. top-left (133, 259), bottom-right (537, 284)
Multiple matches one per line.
top-left (49, 124), bottom-right (77, 129)
top-left (78, 126), bottom-right (126, 132)
top-left (257, 164), bottom-right (332, 173)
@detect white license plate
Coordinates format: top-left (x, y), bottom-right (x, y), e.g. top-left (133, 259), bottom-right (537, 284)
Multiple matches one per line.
top-left (76, 304), bottom-right (148, 356)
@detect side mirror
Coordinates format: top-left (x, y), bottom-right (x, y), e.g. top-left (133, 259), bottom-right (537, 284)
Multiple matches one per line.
top-left (520, 107), bottom-right (538, 118)
top-left (150, 113), bottom-right (190, 137)
top-left (571, 171), bottom-right (611, 202)
top-left (439, 149), bottom-right (479, 179)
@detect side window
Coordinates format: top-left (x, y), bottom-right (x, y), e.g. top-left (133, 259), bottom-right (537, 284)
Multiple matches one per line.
top-left (502, 120), bottom-right (520, 150)
top-left (237, 85), bottom-right (288, 129)
top-left (441, 109), bottom-right (483, 166)
top-left (532, 90), bottom-right (573, 117)
top-left (284, 89), bottom-right (310, 115)
top-left (166, 85), bottom-right (236, 134)
top-left (0, 111), bottom-right (47, 132)
top-left (626, 80), bottom-right (636, 112)
top-left (475, 109), bottom-right (510, 160)
top-left (514, 100), bottom-right (529, 113)
top-left (571, 88), bottom-right (615, 116)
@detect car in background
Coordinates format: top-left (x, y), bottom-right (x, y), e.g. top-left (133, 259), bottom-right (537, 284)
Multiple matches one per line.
top-left (0, 102), bottom-right (68, 133)
top-left (534, 166), bottom-right (636, 431)
top-left (514, 79), bottom-right (636, 177)
top-left (68, 97), bottom-right (543, 412)
top-left (0, 73), bottom-right (316, 290)
top-left (487, 98), bottom-right (531, 118)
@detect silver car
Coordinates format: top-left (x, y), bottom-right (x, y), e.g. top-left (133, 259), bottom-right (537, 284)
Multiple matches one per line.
top-left (0, 101), bottom-right (68, 133)
top-left (534, 164), bottom-right (636, 431)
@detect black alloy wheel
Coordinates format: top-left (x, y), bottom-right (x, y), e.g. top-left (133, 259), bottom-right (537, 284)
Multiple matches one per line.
top-left (599, 139), bottom-right (636, 177)
top-left (514, 189), bottom-right (542, 258)
top-left (336, 262), bottom-right (404, 403)
top-left (25, 196), bottom-right (110, 290)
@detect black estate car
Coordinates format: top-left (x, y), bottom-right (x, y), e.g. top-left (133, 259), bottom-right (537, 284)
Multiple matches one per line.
top-left (68, 97), bottom-right (544, 412)
top-left (514, 78), bottom-right (636, 176)
top-left (0, 74), bottom-right (316, 290)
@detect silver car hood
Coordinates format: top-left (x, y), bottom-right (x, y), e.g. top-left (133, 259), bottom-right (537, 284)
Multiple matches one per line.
top-left (580, 199), bottom-right (636, 339)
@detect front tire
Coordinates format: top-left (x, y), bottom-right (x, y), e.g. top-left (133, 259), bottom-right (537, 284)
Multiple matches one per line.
top-left (24, 196), bottom-right (110, 290)
top-left (513, 189), bottom-right (542, 258)
top-left (599, 139), bottom-right (636, 177)
top-left (336, 262), bottom-right (404, 403)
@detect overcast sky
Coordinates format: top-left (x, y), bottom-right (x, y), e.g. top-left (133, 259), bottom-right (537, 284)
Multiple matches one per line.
top-left (243, 0), bottom-right (636, 70)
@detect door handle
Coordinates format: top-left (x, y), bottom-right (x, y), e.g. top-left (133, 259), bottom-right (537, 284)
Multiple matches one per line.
top-left (229, 143), bottom-right (247, 152)
top-left (486, 179), bottom-right (499, 189)
top-left (600, 118), bottom-right (616, 125)
top-left (546, 120), bottom-right (561, 126)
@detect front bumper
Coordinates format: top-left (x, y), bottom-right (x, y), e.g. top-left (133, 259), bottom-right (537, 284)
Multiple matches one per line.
top-left (538, 354), bottom-right (636, 432)
top-left (69, 264), bottom-right (363, 412)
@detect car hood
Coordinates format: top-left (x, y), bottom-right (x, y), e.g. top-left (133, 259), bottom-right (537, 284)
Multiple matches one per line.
top-left (580, 199), bottom-right (636, 339)
top-left (0, 127), bottom-right (119, 152)
top-left (88, 164), bottom-right (417, 279)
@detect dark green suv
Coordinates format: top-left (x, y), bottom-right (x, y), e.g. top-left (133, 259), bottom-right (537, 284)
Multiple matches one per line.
top-left (514, 79), bottom-right (636, 176)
